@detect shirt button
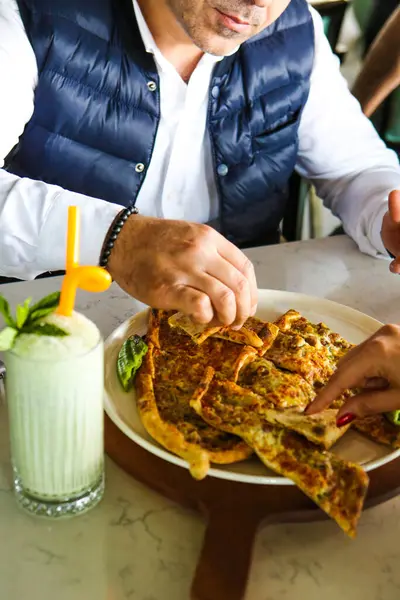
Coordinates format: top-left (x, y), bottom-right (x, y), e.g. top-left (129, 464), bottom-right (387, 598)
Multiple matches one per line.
top-left (217, 163), bottom-right (228, 177)
top-left (147, 81), bottom-right (157, 92)
top-left (135, 163), bottom-right (145, 173)
top-left (211, 85), bottom-right (220, 99)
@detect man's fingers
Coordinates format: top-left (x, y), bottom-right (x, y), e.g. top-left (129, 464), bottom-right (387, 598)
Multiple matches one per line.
top-left (169, 285), bottom-right (214, 324)
top-left (388, 190), bottom-right (400, 224)
top-left (336, 388), bottom-right (400, 420)
top-left (205, 258), bottom-right (252, 327)
top-left (193, 273), bottom-right (239, 326)
top-left (242, 258), bottom-right (258, 315)
top-left (218, 240), bottom-right (258, 315)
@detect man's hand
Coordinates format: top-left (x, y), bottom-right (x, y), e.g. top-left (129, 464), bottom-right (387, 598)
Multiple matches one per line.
top-left (381, 190), bottom-right (400, 272)
top-left (107, 215), bottom-right (257, 327)
top-left (306, 324), bottom-right (400, 423)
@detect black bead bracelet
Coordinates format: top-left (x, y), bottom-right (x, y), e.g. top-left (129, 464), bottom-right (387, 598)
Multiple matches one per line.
top-left (99, 205), bottom-right (138, 268)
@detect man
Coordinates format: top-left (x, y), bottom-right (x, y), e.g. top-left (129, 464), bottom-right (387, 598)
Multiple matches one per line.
top-left (0, 0), bottom-right (400, 329)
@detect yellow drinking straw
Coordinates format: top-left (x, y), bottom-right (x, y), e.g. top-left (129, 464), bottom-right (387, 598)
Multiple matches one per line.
top-left (57, 206), bottom-right (112, 317)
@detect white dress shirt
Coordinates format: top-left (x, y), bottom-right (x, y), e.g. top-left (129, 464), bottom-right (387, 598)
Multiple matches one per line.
top-left (132, 1), bottom-right (226, 224)
top-left (0, 0), bottom-right (399, 279)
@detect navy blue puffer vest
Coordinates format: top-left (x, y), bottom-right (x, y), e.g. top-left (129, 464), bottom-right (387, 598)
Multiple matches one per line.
top-left (9, 0), bottom-right (314, 248)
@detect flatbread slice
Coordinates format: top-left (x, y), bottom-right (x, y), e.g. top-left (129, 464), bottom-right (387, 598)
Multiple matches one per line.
top-left (193, 365), bottom-right (348, 448)
top-left (275, 309), bottom-right (354, 360)
top-left (152, 309), bottom-right (257, 382)
top-left (214, 318), bottom-right (279, 353)
top-left (136, 343), bottom-right (252, 480)
top-left (237, 356), bottom-right (316, 411)
top-left (259, 408), bottom-right (350, 449)
top-left (190, 368), bottom-right (368, 537)
top-left (167, 311), bottom-right (279, 351)
top-left (271, 310), bottom-right (355, 404)
top-left (265, 330), bottom-right (334, 386)
top-left (354, 415), bottom-right (400, 448)
top-left (146, 307), bottom-right (162, 348)
top-left (167, 311), bottom-right (222, 344)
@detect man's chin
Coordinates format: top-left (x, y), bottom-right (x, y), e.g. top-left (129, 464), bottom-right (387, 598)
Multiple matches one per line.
top-left (194, 34), bottom-right (242, 57)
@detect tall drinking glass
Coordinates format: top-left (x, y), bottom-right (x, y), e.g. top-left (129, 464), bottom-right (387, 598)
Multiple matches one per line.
top-left (5, 311), bottom-right (104, 517)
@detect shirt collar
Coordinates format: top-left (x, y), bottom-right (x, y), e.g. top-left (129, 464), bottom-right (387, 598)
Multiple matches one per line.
top-left (132, 0), bottom-right (238, 66)
top-left (132, 0), bottom-right (159, 56)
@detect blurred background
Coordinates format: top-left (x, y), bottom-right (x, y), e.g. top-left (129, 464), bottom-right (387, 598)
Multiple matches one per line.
top-left (293, 0), bottom-right (400, 241)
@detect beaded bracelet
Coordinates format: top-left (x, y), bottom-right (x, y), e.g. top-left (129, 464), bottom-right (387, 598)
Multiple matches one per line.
top-left (99, 205), bottom-right (138, 268)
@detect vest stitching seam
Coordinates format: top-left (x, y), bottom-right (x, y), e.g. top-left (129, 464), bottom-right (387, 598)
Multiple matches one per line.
top-left (209, 84), bottom-right (305, 124)
top-left (33, 122), bottom-right (140, 165)
top-left (42, 68), bottom-right (158, 117)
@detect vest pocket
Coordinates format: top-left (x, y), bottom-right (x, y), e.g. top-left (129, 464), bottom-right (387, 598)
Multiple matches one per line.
top-left (251, 108), bottom-right (301, 155)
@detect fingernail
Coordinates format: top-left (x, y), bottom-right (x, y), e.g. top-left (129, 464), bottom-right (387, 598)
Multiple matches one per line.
top-left (336, 413), bottom-right (356, 428)
top-left (232, 324), bottom-right (242, 331)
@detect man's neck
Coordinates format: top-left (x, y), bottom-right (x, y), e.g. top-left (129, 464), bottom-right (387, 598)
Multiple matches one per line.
top-left (137, 0), bottom-right (204, 81)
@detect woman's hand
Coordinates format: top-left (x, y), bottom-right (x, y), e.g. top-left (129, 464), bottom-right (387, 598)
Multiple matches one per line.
top-left (306, 324), bottom-right (400, 425)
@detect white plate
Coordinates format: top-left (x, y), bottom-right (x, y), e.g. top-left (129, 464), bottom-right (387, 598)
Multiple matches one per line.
top-left (104, 290), bottom-right (400, 485)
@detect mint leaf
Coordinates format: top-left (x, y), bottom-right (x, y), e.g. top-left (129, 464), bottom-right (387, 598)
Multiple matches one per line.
top-left (28, 306), bottom-right (59, 324)
top-left (29, 292), bottom-right (61, 315)
top-left (0, 296), bottom-right (16, 328)
top-left (23, 323), bottom-right (68, 337)
top-left (27, 292), bottom-right (61, 325)
top-left (16, 297), bottom-right (31, 329)
top-left (0, 327), bottom-right (18, 351)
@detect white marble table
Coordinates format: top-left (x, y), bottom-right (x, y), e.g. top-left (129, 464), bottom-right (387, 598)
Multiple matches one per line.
top-left (1, 235), bottom-right (400, 600)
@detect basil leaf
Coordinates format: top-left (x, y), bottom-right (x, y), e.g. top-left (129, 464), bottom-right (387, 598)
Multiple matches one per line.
top-left (23, 323), bottom-right (68, 337)
top-left (29, 292), bottom-right (61, 316)
top-left (0, 296), bottom-right (16, 328)
top-left (0, 327), bottom-right (18, 351)
top-left (16, 297), bottom-right (32, 329)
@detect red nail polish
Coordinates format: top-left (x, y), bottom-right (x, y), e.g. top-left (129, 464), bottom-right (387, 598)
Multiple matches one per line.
top-left (336, 413), bottom-right (356, 428)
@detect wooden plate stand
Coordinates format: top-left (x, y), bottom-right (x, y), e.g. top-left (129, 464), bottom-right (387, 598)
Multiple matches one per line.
top-left (105, 415), bottom-right (400, 600)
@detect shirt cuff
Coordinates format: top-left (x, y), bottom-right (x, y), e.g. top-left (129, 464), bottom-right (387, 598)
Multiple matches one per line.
top-left (36, 191), bottom-right (123, 273)
top-left (368, 201), bottom-right (389, 257)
